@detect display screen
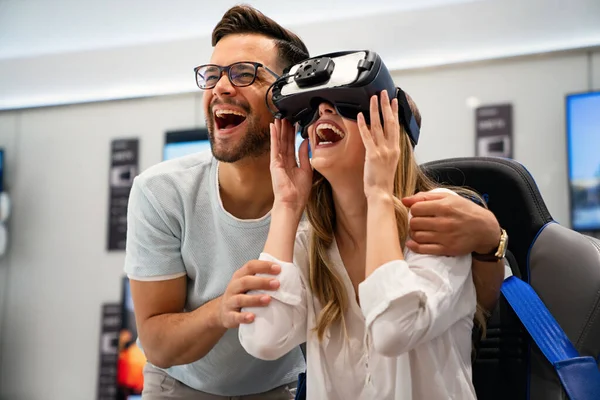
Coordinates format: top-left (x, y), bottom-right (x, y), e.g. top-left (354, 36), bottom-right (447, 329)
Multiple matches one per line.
top-left (164, 128), bottom-right (211, 160)
top-left (566, 91), bottom-right (600, 232)
top-left (163, 128), bottom-right (307, 161)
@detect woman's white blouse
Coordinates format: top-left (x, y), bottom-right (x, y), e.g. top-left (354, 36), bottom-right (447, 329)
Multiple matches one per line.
top-left (239, 220), bottom-right (478, 400)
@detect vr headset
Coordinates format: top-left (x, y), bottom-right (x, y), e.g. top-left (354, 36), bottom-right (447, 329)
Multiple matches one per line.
top-left (268, 50), bottom-right (420, 146)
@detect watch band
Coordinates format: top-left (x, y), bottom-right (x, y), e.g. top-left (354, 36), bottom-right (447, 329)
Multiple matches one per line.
top-left (472, 228), bottom-right (508, 262)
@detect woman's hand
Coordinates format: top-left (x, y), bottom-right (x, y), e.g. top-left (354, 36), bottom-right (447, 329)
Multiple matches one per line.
top-left (357, 90), bottom-right (401, 200)
top-left (270, 118), bottom-right (312, 215)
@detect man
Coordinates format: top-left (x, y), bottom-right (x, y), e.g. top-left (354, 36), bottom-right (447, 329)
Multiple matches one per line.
top-left (124, 5), bottom-right (506, 399)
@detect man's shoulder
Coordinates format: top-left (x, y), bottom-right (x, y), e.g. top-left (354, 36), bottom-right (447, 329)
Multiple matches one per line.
top-left (136, 150), bottom-right (213, 192)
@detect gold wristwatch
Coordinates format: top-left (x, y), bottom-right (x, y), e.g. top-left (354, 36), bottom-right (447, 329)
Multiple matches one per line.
top-left (472, 228), bottom-right (508, 262)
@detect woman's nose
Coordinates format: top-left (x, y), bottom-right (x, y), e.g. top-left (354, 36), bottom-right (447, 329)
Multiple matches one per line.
top-left (318, 102), bottom-right (336, 116)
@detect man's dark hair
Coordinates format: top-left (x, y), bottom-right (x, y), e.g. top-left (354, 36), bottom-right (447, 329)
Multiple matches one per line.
top-left (212, 5), bottom-right (309, 71)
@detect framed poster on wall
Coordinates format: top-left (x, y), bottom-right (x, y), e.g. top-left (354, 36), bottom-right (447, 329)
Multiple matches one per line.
top-left (97, 303), bottom-right (122, 400)
top-left (475, 104), bottom-right (513, 159)
top-left (107, 139), bottom-right (139, 251)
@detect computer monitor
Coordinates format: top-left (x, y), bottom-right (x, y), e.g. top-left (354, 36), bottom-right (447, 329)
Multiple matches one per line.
top-left (566, 91), bottom-right (600, 232)
top-left (163, 128), bottom-right (306, 161)
top-left (164, 128), bottom-right (211, 161)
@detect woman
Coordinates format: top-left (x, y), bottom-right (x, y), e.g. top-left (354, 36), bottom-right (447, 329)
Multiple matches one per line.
top-left (238, 89), bottom-right (484, 399)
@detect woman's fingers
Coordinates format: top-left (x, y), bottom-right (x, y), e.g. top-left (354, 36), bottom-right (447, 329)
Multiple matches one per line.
top-left (298, 139), bottom-right (312, 174)
top-left (380, 90), bottom-right (398, 143)
top-left (269, 122), bottom-right (279, 165)
top-left (283, 119), bottom-right (297, 166)
top-left (357, 112), bottom-right (376, 153)
top-left (369, 94), bottom-right (383, 144)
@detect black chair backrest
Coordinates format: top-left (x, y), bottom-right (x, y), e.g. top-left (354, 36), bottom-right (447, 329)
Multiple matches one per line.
top-left (423, 157), bottom-right (552, 280)
top-left (422, 157), bottom-right (600, 400)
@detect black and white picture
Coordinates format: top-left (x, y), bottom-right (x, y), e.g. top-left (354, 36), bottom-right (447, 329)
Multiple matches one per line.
top-left (108, 139), bottom-right (139, 251)
top-left (475, 104), bottom-right (513, 159)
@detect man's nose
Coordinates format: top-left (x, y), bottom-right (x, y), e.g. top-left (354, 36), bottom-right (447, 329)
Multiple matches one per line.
top-left (212, 71), bottom-right (236, 98)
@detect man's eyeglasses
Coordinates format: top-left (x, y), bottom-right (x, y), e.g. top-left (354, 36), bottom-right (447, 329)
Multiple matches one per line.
top-left (194, 61), bottom-right (279, 90)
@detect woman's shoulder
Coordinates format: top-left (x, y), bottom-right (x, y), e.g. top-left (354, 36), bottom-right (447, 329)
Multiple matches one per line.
top-left (424, 187), bottom-right (460, 196)
top-left (292, 220), bottom-right (312, 276)
top-left (295, 219), bottom-right (312, 248)
top-left (408, 187), bottom-right (459, 222)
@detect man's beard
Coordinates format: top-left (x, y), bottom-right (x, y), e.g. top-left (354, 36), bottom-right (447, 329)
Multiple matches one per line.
top-left (206, 101), bottom-right (271, 163)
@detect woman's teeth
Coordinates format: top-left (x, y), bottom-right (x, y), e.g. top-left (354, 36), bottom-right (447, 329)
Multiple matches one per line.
top-left (316, 124), bottom-right (345, 142)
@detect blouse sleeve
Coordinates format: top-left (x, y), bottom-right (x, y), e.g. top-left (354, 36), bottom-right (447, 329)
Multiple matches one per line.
top-left (359, 188), bottom-right (476, 357)
top-left (238, 228), bottom-right (310, 360)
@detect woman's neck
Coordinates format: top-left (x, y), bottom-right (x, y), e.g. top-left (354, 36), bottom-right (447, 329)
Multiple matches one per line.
top-left (327, 173), bottom-right (369, 301)
top-left (329, 175), bottom-right (368, 254)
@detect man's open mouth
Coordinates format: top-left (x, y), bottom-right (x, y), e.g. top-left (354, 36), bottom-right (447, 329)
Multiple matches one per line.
top-left (214, 109), bottom-right (247, 131)
top-left (315, 123), bottom-right (345, 145)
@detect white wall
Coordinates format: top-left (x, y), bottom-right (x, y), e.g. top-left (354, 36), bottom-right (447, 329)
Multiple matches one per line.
top-left (0, 94), bottom-right (200, 399)
top-left (1, 0), bottom-right (599, 109)
top-left (398, 51), bottom-right (594, 226)
top-left (0, 111), bottom-right (18, 367)
top-left (0, 49), bottom-right (598, 399)
top-left (593, 52), bottom-right (600, 89)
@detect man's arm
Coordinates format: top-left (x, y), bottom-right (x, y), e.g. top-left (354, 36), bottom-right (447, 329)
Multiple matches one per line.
top-left (125, 176), bottom-right (284, 368)
top-left (471, 259), bottom-right (504, 312)
top-left (131, 261), bottom-right (281, 369)
top-left (471, 226), bottom-right (505, 312)
top-left (125, 177), bottom-right (228, 368)
top-left (402, 191), bottom-right (505, 313)
top-left (130, 277), bottom-right (225, 368)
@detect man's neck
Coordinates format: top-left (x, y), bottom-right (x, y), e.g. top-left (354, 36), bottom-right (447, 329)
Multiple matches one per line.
top-left (217, 155), bottom-right (274, 220)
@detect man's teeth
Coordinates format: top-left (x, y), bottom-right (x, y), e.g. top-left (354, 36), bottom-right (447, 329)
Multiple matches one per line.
top-left (316, 124), bottom-right (345, 141)
top-left (215, 109), bottom-right (246, 118)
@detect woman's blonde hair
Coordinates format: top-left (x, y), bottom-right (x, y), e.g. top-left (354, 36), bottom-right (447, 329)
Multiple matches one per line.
top-left (305, 93), bottom-right (489, 344)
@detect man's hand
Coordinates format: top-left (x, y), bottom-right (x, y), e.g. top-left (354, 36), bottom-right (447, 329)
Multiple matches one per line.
top-left (403, 190), bottom-right (505, 312)
top-left (402, 191), bottom-right (501, 256)
top-left (219, 260), bottom-right (282, 328)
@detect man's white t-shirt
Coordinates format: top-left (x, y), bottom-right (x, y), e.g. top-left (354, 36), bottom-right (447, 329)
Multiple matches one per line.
top-left (124, 151), bottom-right (305, 396)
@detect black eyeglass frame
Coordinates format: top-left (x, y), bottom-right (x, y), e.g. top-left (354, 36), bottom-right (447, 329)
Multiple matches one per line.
top-left (193, 61), bottom-right (280, 90)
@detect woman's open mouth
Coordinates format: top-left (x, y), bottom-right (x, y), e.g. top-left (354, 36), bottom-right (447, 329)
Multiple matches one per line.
top-left (315, 122), bottom-right (346, 148)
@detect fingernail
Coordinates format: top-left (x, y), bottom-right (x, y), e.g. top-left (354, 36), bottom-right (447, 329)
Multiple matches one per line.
top-left (269, 279), bottom-right (280, 289)
top-left (261, 295), bottom-right (270, 303)
top-left (246, 314), bottom-right (254, 322)
top-left (271, 264), bottom-right (281, 273)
